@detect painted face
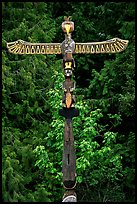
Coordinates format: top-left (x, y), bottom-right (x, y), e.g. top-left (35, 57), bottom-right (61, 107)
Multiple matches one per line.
top-left (61, 21), bottom-right (74, 35)
top-left (64, 69), bottom-right (72, 76)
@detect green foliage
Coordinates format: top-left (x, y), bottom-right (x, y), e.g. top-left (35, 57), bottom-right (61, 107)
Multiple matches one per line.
top-left (33, 66), bottom-right (64, 201)
top-left (2, 2), bottom-right (135, 202)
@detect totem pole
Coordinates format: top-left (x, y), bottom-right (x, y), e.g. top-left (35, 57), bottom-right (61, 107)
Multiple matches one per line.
top-left (7, 16), bottom-right (128, 202)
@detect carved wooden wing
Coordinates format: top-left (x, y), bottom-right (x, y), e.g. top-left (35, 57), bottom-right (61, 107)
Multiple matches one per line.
top-left (75, 38), bottom-right (129, 54)
top-left (7, 40), bottom-right (62, 54)
top-left (7, 38), bottom-right (128, 55)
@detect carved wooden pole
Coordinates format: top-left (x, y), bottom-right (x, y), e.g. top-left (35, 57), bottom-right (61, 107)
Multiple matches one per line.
top-left (7, 16), bottom-right (129, 202)
top-left (59, 18), bottom-right (79, 200)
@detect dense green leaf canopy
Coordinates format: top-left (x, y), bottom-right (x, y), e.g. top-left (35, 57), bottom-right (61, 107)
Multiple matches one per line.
top-left (2, 2), bottom-right (135, 202)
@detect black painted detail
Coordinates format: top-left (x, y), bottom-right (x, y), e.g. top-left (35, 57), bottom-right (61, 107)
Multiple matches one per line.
top-left (59, 107), bottom-right (79, 119)
top-left (63, 179), bottom-right (76, 189)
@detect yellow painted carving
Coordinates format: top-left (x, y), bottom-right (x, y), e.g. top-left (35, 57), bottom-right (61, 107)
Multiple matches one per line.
top-left (65, 62), bottom-right (72, 69)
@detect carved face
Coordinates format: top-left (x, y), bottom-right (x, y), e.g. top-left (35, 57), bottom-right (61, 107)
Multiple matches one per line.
top-left (65, 52), bottom-right (72, 60)
top-left (64, 69), bottom-right (72, 76)
top-left (62, 21), bottom-right (74, 35)
top-left (61, 39), bottom-right (75, 54)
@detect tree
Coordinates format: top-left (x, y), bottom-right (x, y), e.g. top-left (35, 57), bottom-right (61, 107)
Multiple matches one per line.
top-left (2, 2), bottom-right (135, 202)
top-left (2, 2), bottom-right (58, 202)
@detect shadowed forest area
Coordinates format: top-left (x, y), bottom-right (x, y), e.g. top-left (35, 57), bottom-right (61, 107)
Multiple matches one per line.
top-left (2, 2), bottom-right (135, 202)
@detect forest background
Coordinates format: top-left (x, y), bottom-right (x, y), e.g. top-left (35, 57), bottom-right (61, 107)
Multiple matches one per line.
top-left (2, 2), bottom-right (135, 202)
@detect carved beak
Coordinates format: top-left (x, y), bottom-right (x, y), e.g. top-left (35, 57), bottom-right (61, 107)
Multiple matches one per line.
top-left (65, 24), bottom-right (71, 35)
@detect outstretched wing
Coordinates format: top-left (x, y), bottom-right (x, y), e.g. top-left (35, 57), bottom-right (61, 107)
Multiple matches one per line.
top-left (7, 40), bottom-right (62, 54)
top-left (75, 38), bottom-right (129, 54)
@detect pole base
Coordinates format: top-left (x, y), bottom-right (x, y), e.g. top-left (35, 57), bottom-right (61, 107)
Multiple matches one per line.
top-left (62, 190), bottom-right (77, 202)
top-left (62, 195), bottom-right (77, 202)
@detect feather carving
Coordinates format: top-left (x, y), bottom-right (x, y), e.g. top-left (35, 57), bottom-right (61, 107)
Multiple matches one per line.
top-left (7, 40), bottom-right (62, 54)
top-left (75, 38), bottom-right (129, 54)
top-left (7, 38), bottom-right (128, 55)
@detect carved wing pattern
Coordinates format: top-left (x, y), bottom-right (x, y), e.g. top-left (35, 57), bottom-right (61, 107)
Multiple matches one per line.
top-left (7, 38), bottom-right (128, 55)
top-left (7, 40), bottom-right (62, 54)
top-left (75, 38), bottom-right (129, 54)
